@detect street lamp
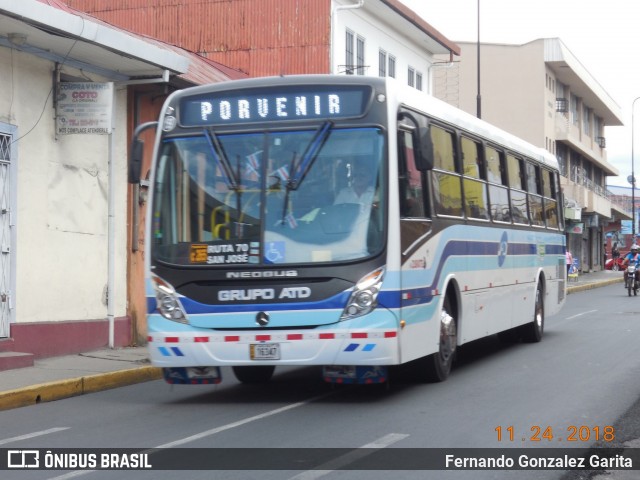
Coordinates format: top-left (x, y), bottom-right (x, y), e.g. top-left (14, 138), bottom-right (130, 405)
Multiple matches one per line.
top-left (632, 97), bottom-right (640, 237)
top-left (476, 0), bottom-right (481, 119)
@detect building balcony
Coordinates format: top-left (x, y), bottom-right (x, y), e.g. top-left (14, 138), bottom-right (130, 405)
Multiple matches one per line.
top-left (554, 113), bottom-right (616, 175)
top-left (560, 175), bottom-right (612, 219)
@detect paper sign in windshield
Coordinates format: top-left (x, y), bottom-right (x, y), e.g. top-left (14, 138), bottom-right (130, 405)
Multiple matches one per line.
top-left (190, 242), bottom-right (258, 265)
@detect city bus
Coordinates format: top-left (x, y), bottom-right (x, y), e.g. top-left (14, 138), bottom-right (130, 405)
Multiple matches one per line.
top-left (130, 75), bottom-right (566, 386)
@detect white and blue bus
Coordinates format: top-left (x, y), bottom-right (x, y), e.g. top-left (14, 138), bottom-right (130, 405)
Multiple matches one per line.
top-left (130, 75), bottom-right (566, 386)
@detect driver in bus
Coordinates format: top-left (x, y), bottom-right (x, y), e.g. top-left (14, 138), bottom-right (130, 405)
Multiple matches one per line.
top-left (334, 160), bottom-right (376, 207)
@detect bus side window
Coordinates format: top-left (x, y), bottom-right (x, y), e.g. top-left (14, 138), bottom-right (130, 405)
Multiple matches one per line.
top-left (526, 161), bottom-right (545, 226)
top-left (486, 145), bottom-right (510, 223)
top-left (542, 169), bottom-right (559, 229)
top-left (506, 153), bottom-right (529, 224)
top-left (461, 136), bottom-right (489, 220)
top-left (398, 130), bottom-right (426, 218)
top-left (431, 125), bottom-right (462, 217)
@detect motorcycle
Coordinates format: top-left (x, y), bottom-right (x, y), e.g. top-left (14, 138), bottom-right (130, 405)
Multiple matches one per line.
top-left (625, 263), bottom-right (639, 296)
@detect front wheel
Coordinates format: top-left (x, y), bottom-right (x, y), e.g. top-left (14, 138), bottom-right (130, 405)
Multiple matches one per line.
top-left (519, 282), bottom-right (544, 343)
top-left (422, 296), bottom-right (457, 382)
top-left (232, 365), bottom-right (275, 384)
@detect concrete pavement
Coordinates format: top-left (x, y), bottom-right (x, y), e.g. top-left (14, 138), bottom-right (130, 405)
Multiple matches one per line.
top-left (0, 270), bottom-right (626, 412)
top-left (0, 346), bottom-right (161, 411)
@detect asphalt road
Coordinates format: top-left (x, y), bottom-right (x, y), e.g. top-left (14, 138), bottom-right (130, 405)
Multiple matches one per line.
top-left (1, 283), bottom-right (639, 480)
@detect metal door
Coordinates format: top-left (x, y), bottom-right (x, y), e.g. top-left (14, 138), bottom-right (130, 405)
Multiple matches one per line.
top-left (0, 132), bottom-right (12, 338)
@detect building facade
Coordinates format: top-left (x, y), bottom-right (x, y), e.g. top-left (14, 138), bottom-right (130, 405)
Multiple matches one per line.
top-left (0, 0), bottom-right (242, 370)
top-left (433, 39), bottom-right (627, 272)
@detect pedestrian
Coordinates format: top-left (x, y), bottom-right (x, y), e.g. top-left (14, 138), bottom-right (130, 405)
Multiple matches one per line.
top-left (612, 244), bottom-right (620, 261)
top-left (566, 249), bottom-right (573, 275)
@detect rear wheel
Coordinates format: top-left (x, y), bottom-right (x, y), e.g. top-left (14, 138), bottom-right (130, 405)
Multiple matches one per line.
top-left (519, 282), bottom-right (544, 343)
top-left (232, 365), bottom-right (275, 384)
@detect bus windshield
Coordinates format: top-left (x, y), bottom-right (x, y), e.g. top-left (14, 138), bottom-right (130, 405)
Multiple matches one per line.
top-left (151, 126), bottom-right (386, 266)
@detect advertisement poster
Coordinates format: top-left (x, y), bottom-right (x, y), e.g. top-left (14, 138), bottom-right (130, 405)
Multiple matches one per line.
top-left (56, 82), bottom-right (114, 135)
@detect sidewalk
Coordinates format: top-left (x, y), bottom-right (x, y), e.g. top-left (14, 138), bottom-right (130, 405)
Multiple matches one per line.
top-left (566, 267), bottom-right (625, 293)
top-left (0, 346), bottom-right (161, 411)
top-left (0, 270), bottom-right (625, 411)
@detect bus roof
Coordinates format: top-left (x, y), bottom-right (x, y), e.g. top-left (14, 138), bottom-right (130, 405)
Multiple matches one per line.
top-left (167, 74), bottom-right (559, 171)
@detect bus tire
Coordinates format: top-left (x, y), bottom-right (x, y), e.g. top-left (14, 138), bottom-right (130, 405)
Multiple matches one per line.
top-left (519, 282), bottom-right (544, 343)
top-left (232, 365), bottom-right (275, 384)
top-left (423, 295), bottom-right (457, 382)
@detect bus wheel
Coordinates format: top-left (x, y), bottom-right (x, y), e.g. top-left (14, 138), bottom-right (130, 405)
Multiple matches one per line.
top-left (232, 366), bottom-right (275, 384)
top-left (424, 296), bottom-right (457, 382)
top-left (519, 282), bottom-right (544, 343)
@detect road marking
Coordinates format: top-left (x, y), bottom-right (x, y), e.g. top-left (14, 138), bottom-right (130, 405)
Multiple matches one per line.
top-left (565, 309), bottom-right (598, 320)
top-left (157, 391), bottom-right (335, 448)
top-left (48, 391), bottom-right (337, 479)
top-left (0, 427), bottom-right (69, 446)
top-left (287, 433), bottom-right (410, 480)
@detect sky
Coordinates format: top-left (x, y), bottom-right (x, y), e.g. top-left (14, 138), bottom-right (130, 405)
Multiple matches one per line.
top-left (398, 0), bottom-right (640, 187)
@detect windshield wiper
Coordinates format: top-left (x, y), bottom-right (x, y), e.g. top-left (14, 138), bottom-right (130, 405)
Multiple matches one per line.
top-left (286, 120), bottom-right (332, 191)
top-left (280, 121), bottom-right (332, 225)
top-left (204, 128), bottom-right (240, 190)
top-left (204, 129), bottom-right (248, 236)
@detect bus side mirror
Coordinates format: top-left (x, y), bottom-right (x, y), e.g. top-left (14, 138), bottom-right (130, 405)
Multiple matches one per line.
top-left (129, 139), bottom-right (143, 184)
top-left (129, 121), bottom-right (159, 184)
top-left (416, 126), bottom-right (434, 171)
top-left (398, 111), bottom-right (433, 171)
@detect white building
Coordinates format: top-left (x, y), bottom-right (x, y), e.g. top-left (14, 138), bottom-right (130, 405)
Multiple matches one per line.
top-left (0, 0), bottom-right (239, 369)
top-left (433, 38), bottom-right (627, 272)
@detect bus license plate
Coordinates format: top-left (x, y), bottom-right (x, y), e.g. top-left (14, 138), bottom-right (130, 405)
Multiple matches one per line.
top-left (250, 343), bottom-right (280, 360)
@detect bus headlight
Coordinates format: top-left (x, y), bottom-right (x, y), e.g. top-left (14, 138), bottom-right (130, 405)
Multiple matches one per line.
top-left (340, 267), bottom-right (385, 320)
top-left (152, 276), bottom-right (188, 324)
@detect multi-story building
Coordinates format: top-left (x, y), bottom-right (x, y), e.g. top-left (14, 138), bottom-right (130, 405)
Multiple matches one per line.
top-left (433, 38), bottom-right (626, 272)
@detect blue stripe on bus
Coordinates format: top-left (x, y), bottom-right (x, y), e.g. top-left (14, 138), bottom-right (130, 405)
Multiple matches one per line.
top-left (148, 234), bottom-right (564, 315)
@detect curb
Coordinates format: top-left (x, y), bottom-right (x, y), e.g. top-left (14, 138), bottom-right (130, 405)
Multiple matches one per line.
top-left (0, 366), bottom-right (162, 412)
top-left (567, 277), bottom-right (624, 294)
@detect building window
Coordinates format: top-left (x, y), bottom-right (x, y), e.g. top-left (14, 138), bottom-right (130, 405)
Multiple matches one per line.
top-left (583, 106), bottom-right (591, 136)
top-left (388, 55), bottom-right (396, 78)
top-left (556, 98), bottom-right (568, 113)
top-left (416, 72), bottom-right (423, 91)
top-left (408, 67), bottom-right (415, 87)
top-left (379, 49), bottom-right (387, 77)
top-left (570, 94), bottom-right (579, 126)
top-left (356, 35), bottom-right (365, 75)
top-left (345, 30), bottom-right (354, 75)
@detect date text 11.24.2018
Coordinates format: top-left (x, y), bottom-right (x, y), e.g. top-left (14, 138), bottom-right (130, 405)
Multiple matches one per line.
top-left (495, 425), bottom-right (615, 443)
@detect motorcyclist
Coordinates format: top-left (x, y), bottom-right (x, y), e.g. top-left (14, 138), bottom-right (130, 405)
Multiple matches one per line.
top-left (623, 244), bottom-right (640, 286)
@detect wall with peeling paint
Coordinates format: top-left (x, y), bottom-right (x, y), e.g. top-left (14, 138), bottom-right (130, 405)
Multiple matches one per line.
top-left (2, 50), bottom-right (128, 325)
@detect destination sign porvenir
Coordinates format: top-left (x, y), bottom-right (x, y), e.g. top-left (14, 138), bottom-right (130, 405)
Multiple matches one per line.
top-left (179, 85), bottom-right (371, 126)
top-left (56, 82), bottom-right (114, 135)
top-left (2, 448), bottom-right (638, 470)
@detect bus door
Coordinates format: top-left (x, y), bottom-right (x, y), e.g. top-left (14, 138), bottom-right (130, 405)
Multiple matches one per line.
top-left (397, 128), bottom-right (434, 358)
